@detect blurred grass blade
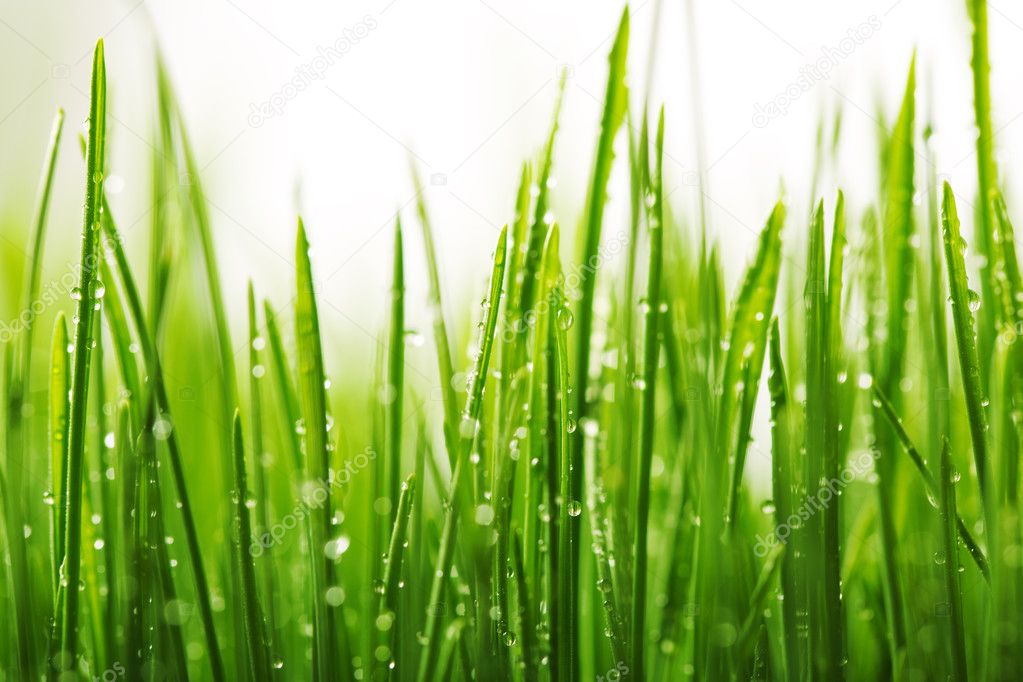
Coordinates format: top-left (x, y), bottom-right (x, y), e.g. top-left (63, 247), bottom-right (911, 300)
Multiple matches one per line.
top-left (880, 56), bottom-right (916, 395)
top-left (264, 300), bottom-right (303, 472)
top-left (516, 71), bottom-right (566, 320)
top-left (16, 107), bottom-right (65, 392)
top-left (167, 63), bottom-right (239, 411)
top-left (49, 313), bottom-right (70, 597)
top-left (387, 218), bottom-right (405, 523)
top-left (411, 166), bottom-right (458, 463)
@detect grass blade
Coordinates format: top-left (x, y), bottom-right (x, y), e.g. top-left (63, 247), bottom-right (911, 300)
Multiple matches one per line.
top-left (767, 319), bottom-right (800, 680)
top-left (941, 183), bottom-right (990, 498)
top-left (263, 300), bottom-right (303, 473)
top-left (232, 410), bottom-right (272, 682)
top-left (552, 253), bottom-right (574, 682)
top-left (48, 314), bottom-right (69, 597)
top-left (56, 40), bottom-right (106, 673)
top-left (967, 0), bottom-right (998, 377)
top-left (805, 199), bottom-right (832, 677)
top-left (870, 56), bottom-right (916, 669)
top-left (418, 225), bottom-right (507, 682)
top-left (938, 439), bottom-right (969, 680)
top-left (14, 107), bottom-right (64, 397)
top-left (733, 545), bottom-right (785, 661)
top-left (871, 385), bottom-right (989, 580)
top-left (572, 7), bottom-right (629, 576)
top-left (410, 166), bottom-right (458, 463)
top-left (376, 473), bottom-right (416, 679)
top-left (295, 218), bottom-right (353, 682)
top-left (247, 285), bottom-right (277, 648)
top-left (387, 218), bottom-right (405, 524)
top-left (516, 71), bottom-right (566, 321)
top-left (722, 200), bottom-right (785, 519)
top-left (631, 107), bottom-right (665, 682)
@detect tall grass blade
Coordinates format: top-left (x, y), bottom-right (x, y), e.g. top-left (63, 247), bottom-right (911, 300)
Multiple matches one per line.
top-left (967, 0), bottom-right (998, 378)
top-left (940, 183), bottom-right (990, 498)
top-left (418, 225), bottom-right (507, 682)
top-left (805, 200), bottom-right (833, 677)
top-left (768, 319), bottom-right (800, 680)
top-left (938, 439), bottom-right (969, 681)
top-left (294, 218), bottom-right (353, 682)
top-left (14, 107), bottom-right (64, 397)
top-left (630, 107), bottom-right (665, 682)
top-left (870, 56), bottom-right (916, 668)
top-left (263, 300), bottom-right (303, 472)
top-left (48, 314), bottom-right (69, 596)
top-left (722, 201), bottom-right (785, 520)
top-left (572, 8), bottom-right (629, 572)
top-left (376, 473), bottom-right (415, 680)
top-left (410, 166), bottom-right (458, 462)
top-left (246, 285), bottom-right (277, 646)
top-left (55, 40), bottom-right (106, 674)
top-left (387, 218), bottom-right (406, 524)
top-left (232, 410), bottom-right (272, 682)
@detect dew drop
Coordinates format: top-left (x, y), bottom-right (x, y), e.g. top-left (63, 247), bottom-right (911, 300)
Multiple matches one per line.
top-left (967, 289), bottom-right (981, 313)
top-left (325, 586), bottom-right (346, 606)
top-left (475, 504), bottom-right (495, 526)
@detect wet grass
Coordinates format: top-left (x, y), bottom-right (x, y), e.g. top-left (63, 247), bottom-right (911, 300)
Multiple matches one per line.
top-left (1, 5), bottom-right (1022, 681)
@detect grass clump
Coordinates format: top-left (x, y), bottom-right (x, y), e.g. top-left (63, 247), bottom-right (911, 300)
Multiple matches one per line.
top-left (3, 5), bottom-right (1023, 681)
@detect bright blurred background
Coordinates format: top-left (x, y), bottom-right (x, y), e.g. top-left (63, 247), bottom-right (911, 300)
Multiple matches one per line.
top-left (1, 0), bottom-right (1022, 394)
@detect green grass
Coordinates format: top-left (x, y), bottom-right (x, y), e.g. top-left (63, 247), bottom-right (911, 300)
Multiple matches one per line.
top-left (630, 106), bottom-right (664, 682)
top-left (3, 4), bottom-right (1023, 681)
top-left (54, 39), bottom-right (106, 676)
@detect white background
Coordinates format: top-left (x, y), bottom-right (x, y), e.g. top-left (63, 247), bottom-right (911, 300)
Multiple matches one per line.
top-left (1, 0), bottom-right (1022, 388)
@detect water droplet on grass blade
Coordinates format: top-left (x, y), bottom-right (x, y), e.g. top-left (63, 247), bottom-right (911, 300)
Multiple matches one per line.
top-left (325, 586), bottom-right (346, 606)
top-left (475, 504), bottom-right (495, 526)
top-left (968, 289), bottom-right (981, 312)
